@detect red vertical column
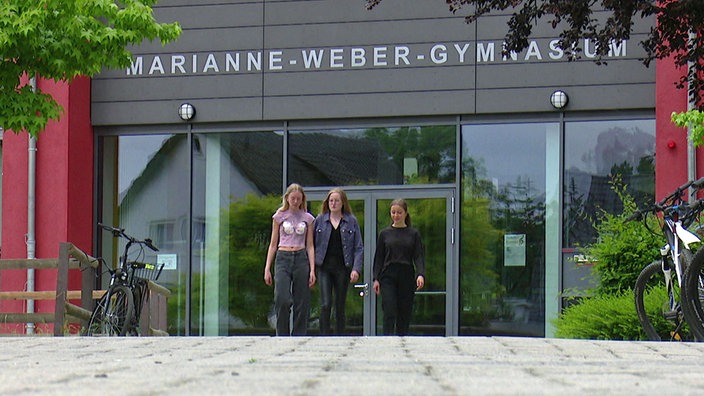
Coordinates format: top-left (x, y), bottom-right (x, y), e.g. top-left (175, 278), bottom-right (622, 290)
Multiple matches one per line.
top-left (655, 56), bottom-right (699, 199)
top-left (0, 77), bottom-right (93, 333)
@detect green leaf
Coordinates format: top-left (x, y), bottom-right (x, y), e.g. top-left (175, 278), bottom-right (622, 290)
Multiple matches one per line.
top-left (0, 0), bottom-right (181, 137)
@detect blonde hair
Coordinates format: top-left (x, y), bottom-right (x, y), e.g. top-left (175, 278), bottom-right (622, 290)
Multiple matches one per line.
top-left (281, 183), bottom-right (307, 211)
top-left (320, 187), bottom-right (353, 215)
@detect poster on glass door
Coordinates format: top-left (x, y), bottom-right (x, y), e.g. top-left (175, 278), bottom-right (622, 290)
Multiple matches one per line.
top-left (504, 234), bottom-right (526, 267)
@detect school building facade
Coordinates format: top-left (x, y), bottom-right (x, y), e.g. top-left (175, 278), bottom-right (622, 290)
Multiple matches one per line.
top-left (0, 1), bottom-right (697, 336)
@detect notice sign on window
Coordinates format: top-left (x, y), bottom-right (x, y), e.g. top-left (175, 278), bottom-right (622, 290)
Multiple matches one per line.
top-left (157, 253), bottom-right (178, 271)
top-left (504, 234), bottom-right (526, 267)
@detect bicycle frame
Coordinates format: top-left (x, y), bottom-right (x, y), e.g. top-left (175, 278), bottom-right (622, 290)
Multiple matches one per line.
top-left (87, 224), bottom-right (159, 336)
top-left (663, 213), bottom-right (701, 287)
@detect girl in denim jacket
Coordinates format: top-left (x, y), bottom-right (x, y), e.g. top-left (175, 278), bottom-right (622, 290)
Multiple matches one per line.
top-left (313, 188), bottom-right (363, 335)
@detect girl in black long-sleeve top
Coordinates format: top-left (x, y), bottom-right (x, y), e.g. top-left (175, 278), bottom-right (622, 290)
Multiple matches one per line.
top-left (372, 198), bottom-right (425, 336)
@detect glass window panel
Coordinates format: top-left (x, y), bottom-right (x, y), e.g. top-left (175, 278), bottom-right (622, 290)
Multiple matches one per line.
top-left (288, 126), bottom-right (456, 186)
top-left (98, 134), bottom-right (190, 336)
top-left (191, 132), bottom-right (283, 335)
top-left (563, 120), bottom-right (655, 248)
top-left (460, 123), bottom-right (550, 337)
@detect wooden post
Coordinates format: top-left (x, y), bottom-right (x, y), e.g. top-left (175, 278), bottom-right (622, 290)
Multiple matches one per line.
top-left (80, 253), bottom-right (97, 317)
top-left (140, 289), bottom-right (149, 336)
top-left (53, 243), bottom-right (70, 336)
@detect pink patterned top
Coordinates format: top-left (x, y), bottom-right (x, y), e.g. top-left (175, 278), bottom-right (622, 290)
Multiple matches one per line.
top-left (273, 209), bottom-right (315, 249)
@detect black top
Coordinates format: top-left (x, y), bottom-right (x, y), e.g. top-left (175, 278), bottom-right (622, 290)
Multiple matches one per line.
top-left (324, 224), bottom-right (344, 267)
top-left (373, 226), bottom-right (425, 281)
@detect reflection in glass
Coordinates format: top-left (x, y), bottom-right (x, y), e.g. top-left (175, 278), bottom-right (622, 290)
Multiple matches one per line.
top-left (460, 123), bottom-right (549, 337)
top-left (289, 126), bottom-right (456, 186)
top-left (563, 120), bottom-right (655, 247)
top-left (99, 134), bottom-right (189, 335)
top-left (193, 132), bottom-right (283, 335)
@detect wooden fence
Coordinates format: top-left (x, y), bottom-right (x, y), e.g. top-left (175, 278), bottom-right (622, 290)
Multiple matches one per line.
top-left (0, 242), bottom-right (170, 336)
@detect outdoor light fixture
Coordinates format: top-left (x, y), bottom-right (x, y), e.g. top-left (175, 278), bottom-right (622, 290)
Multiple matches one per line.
top-left (550, 90), bottom-right (569, 109)
top-left (178, 103), bottom-right (196, 121)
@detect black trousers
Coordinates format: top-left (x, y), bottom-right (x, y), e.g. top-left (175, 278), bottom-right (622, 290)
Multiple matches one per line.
top-left (318, 260), bottom-right (350, 335)
top-left (379, 263), bottom-right (415, 336)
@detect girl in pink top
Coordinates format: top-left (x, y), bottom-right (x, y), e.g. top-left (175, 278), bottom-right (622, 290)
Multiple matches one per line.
top-left (264, 183), bottom-right (316, 335)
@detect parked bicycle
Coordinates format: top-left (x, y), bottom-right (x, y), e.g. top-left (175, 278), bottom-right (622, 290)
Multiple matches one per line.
top-left (628, 177), bottom-right (704, 341)
top-left (683, 207), bottom-right (704, 341)
top-left (86, 224), bottom-right (163, 336)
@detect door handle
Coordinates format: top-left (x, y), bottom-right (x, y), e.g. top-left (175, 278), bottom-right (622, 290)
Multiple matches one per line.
top-left (354, 283), bottom-right (369, 297)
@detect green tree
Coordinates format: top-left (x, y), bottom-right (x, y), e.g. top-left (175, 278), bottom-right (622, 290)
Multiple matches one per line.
top-left (0, 0), bottom-right (181, 137)
top-left (672, 110), bottom-right (704, 147)
top-left (366, 0), bottom-right (704, 108)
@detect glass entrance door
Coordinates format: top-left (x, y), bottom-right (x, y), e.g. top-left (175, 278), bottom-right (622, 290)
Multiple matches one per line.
top-left (308, 187), bottom-right (456, 336)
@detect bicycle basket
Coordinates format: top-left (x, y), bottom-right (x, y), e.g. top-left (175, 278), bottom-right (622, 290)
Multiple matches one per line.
top-left (129, 261), bottom-right (165, 282)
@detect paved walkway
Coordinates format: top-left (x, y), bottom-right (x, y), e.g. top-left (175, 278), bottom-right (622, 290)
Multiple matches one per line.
top-left (0, 336), bottom-right (703, 395)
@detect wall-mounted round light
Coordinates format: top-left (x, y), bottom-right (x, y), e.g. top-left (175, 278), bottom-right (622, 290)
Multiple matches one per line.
top-left (178, 103), bottom-right (196, 121)
top-left (550, 90), bottom-right (569, 109)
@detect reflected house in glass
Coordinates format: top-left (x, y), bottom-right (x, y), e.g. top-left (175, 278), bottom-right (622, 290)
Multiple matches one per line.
top-left (287, 132), bottom-right (401, 186)
top-left (119, 131), bottom-right (399, 234)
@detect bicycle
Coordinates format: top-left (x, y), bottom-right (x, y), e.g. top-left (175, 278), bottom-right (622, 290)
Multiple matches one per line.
top-left (86, 223), bottom-right (162, 336)
top-left (629, 177), bottom-right (704, 341)
top-left (682, 207), bottom-right (704, 341)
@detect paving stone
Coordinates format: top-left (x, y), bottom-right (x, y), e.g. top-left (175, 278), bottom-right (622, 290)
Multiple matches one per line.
top-left (1, 336), bottom-right (703, 395)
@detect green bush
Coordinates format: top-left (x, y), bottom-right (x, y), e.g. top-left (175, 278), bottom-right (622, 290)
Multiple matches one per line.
top-left (582, 179), bottom-right (661, 296)
top-left (555, 286), bottom-right (693, 340)
top-left (556, 177), bottom-right (665, 339)
top-left (554, 292), bottom-right (640, 340)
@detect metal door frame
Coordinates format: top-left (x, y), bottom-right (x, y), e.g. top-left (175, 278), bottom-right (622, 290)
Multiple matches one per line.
top-left (307, 185), bottom-right (458, 336)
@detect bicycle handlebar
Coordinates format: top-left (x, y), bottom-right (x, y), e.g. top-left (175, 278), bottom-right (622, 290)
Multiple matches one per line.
top-left (627, 177), bottom-right (704, 223)
top-left (692, 176), bottom-right (704, 190)
top-left (625, 211), bottom-right (643, 222)
top-left (98, 223), bottom-right (159, 252)
top-left (628, 198), bottom-right (704, 232)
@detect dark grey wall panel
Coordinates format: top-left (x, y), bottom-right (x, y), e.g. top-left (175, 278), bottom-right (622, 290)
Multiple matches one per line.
top-left (92, 74), bottom-right (264, 103)
top-left (91, 0), bottom-right (655, 126)
top-left (126, 26), bottom-right (264, 55)
top-left (263, 90), bottom-right (476, 119)
top-left (263, 66), bottom-right (476, 96)
top-left (92, 97), bottom-right (264, 125)
top-left (265, 19), bottom-right (474, 48)
top-left (265, 0), bottom-right (450, 24)
top-left (475, 84), bottom-right (654, 113)
top-left (475, 60), bottom-right (653, 89)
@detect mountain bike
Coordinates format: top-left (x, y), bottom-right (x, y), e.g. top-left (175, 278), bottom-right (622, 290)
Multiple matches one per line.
top-left (682, 206), bottom-right (704, 341)
top-left (629, 177), bottom-right (704, 341)
top-left (86, 224), bottom-right (162, 336)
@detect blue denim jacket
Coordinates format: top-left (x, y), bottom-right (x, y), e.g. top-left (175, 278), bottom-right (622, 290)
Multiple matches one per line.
top-left (313, 212), bottom-right (363, 273)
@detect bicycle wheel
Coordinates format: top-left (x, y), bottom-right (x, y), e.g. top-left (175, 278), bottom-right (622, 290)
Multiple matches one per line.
top-left (86, 285), bottom-right (135, 336)
top-left (634, 260), bottom-right (692, 341)
top-left (86, 292), bottom-right (110, 336)
top-left (127, 280), bottom-right (149, 336)
top-left (683, 248), bottom-right (704, 341)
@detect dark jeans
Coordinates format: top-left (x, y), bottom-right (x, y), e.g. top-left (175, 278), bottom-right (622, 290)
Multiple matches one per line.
top-left (274, 250), bottom-right (311, 336)
top-left (379, 263), bottom-right (415, 336)
top-left (318, 260), bottom-right (350, 335)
